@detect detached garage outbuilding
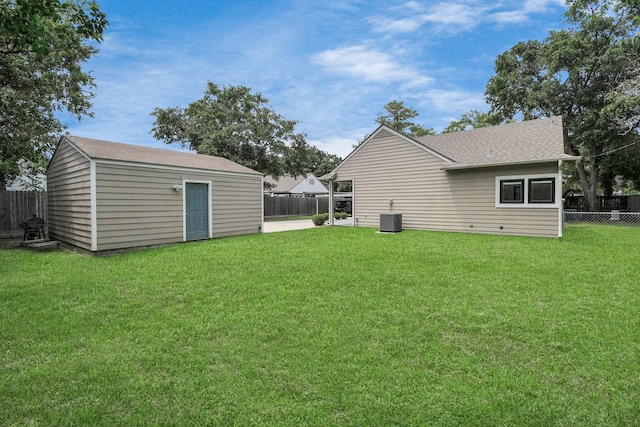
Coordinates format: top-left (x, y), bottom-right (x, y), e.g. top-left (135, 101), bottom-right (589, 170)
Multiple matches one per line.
top-left (47, 135), bottom-right (263, 252)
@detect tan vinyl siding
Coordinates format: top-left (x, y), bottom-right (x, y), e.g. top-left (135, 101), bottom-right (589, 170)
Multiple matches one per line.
top-left (46, 141), bottom-right (92, 249)
top-left (95, 163), bottom-right (185, 251)
top-left (212, 174), bottom-right (263, 238)
top-left (94, 163), bottom-right (261, 251)
top-left (337, 133), bottom-right (561, 237)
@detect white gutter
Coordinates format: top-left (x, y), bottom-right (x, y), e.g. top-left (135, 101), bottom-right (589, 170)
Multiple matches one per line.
top-left (441, 156), bottom-right (582, 171)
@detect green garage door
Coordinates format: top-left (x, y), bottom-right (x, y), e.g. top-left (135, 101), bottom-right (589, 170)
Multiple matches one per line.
top-left (185, 182), bottom-right (209, 240)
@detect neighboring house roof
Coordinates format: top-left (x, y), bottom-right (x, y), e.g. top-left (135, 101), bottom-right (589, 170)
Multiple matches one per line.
top-left (62, 136), bottom-right (262, 175)
top-left (264, 175), bottom-right (305, 192)
top-left (321, 116), bottom-right (579, 179)
top-left (264, 173), bottom-right (328, 194)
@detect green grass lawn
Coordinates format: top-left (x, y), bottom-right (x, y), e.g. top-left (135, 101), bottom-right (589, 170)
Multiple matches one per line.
top-left (1, 224), bottom-right (639, 426)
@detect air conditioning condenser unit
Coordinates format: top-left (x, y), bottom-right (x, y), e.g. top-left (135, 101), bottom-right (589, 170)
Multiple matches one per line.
top-left (380, 213), bottom-right (402, 233)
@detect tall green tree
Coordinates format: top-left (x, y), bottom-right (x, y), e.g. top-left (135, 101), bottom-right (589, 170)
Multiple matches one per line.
top-left (620, 0), bottom-right (640, 14)
top-left (301, 146), bottom-right (342, 177)
top-left (485, 0), bottom-right (640, 210)
top-left (376, 100), bottom-right (434, 137)
top-left (605, 69), bottom-right (640, 134)
top-left (442, 110), bottom-right (503, 133)
top-left (152, 83), bottom-right (319, 177)
top-left (0, 0), bottom-right (108, 186)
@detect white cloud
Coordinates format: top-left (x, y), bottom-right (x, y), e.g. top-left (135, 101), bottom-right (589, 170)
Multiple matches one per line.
top-left (371, 1), bottom-right (479, 32)
top-left (523, 0), bottom-right (566, 13)
top-left (489, 0), bottom-right (566, 24)
top-left (423, 88), bottom-right (486, 112)
top-left (370, 1), bottom-right (566, 34)
top-left (312, 45), bottom-right (432, 86)
top-left (371, 16), bottom-right (425, 33)
top-left (420, 3), bottom-right (481, 28)
top-left (491, 11), bottom-right (529, 24)
top-left (403, 1), bottom-right (424, 12)
top-left (370, 2), bottom-right (482, 34)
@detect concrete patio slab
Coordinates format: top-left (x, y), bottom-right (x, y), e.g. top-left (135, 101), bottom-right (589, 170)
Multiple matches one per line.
top-left (263, 219), bottom-right (315, 233)
top-left (262, 218), bottom-right (353, 233)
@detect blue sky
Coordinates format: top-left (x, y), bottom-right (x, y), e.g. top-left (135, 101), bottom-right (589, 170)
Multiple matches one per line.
top-left (63, 0), bottom-right (568, 158)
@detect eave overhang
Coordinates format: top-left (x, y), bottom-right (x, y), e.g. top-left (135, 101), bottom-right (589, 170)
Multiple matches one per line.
top-left (440, 155), bottom-right (582, 171)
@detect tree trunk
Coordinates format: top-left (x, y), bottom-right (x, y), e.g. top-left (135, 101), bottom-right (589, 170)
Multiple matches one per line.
top-left (589, 159), bottom-right (600, 211)
top-left (567, 136), bottom-right (600, 212)
top-left (575, 159), bottom-right (600, 211)
top-left (601, 171), bottom-right (615, 197)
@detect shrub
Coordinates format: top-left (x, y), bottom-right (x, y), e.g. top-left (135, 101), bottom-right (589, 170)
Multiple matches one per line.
top-left (321, 212), bottom-right (329, 221)
top-left (311, 214), bottom-right (326, 226)
top-left (334, 212), bottom-right (342, 220)
top-left (340, 212), bottom-right (349, 219)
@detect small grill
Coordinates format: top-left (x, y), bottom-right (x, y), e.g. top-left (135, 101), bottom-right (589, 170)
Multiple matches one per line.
top-left (19, 216), bottom-right (46, 241)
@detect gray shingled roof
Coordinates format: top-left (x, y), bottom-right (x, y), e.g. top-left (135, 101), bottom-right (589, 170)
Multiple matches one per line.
top-left (414, 116), bottom-right (577, 169)
top-left (66, 136), bottom-right (262, 175)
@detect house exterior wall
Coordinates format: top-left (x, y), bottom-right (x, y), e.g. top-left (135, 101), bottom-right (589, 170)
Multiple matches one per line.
top-left (47, 141), bottom-right (92, 250)
top-left (335, 131), bottom-right (562, 237)
top-left (94, 162), bottom-right (262, 252)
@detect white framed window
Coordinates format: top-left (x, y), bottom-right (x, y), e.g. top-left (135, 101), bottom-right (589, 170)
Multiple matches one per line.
top-left (496, 174), bottom-right (560, 208)
top-left (500, 179), bottom-right (524, 204)
top-left (528, 178), bottom-right (555, 204)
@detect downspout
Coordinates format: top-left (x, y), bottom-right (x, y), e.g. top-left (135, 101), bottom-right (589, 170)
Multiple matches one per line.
top-left (90, 160), bottom-right (97, 251)
top-left (558, 160), bottom-right (563, 238)
top-left (328, 180), bottom-right (334, 226)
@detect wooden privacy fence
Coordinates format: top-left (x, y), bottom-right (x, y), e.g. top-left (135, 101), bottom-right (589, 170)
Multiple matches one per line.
top-left (0, 191), bottom-right (47, 237)
top-left (264, 196), bottom-right (329, 218)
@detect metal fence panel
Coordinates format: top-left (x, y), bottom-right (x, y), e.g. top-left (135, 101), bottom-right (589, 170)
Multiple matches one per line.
top-left (564, 210), bottom-right (640, 227)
